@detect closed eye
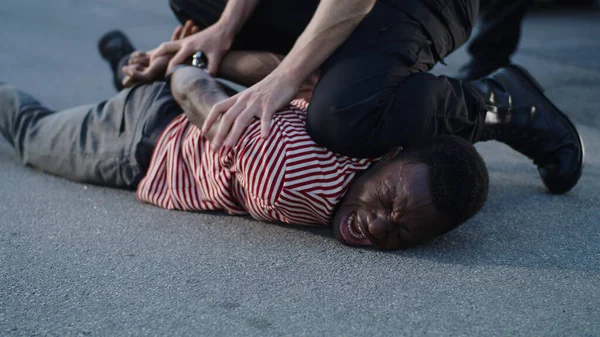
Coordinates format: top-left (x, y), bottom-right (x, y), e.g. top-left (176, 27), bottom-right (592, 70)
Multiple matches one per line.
top-left (375, 182), bottom-right (394, 209)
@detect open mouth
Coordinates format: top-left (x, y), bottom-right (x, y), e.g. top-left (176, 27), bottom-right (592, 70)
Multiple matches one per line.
top-left (340, 212), bottom-right (370, 245)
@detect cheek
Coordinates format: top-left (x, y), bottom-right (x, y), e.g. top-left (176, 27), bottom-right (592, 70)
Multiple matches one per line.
top-left (346, 186), bottom-right (379, 208)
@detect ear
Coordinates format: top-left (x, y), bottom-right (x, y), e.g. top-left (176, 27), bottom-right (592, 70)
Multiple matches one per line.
top-left (380, 147), bottom-right (403, 162)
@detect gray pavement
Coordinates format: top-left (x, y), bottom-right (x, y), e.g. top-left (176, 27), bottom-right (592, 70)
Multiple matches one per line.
top-left (1, 1), bottom-right (599, 336)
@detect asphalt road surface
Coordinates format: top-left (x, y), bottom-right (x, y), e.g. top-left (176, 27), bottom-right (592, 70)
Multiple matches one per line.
top-left (1, 1), bottom-right (599, 336)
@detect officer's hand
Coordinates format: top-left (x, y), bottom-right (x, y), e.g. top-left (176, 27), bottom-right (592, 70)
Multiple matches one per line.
top-left (152, 22), bottom-right (234, 76)
top-left (122, 21), bottom-right (199, 87)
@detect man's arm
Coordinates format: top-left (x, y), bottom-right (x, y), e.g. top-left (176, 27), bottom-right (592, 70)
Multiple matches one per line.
top-left (170, 67), bottom-right (228, 139)
top-left (217, 0), bottom-right (263, 39)
top-left (170, 50), bottom-right (303, 139)
top-left (202, 0), bottom-right (377, 150)
top-left (275, 0), bottom-right (376, 92)
top-left (218, 51), bottom-right (284, 88)
top-left (155, 0), bottom-right (264, 75)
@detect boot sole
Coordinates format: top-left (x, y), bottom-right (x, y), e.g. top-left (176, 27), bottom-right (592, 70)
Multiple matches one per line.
top-left (509, 64), bottom-right (585, 194)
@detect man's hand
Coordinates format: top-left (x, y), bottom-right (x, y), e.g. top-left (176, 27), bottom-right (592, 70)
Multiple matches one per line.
top-left (152, 22), bottom-right (234, 76)
top-left (121, 21), bottom-right (199, 87)
top-left (121, 51), bottom-right (170, 88)
top-left (154, 0), bottom-right (263, 75)
top-left (196, 0), bottom-right (374, 151)
top-left (202, 69), bottom-right (301, 150)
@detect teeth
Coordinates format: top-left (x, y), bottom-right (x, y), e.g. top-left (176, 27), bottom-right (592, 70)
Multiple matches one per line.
top-left (356, 222), bottom-right (364, 236)
top-left (347, 213), bottom-right (365, 240)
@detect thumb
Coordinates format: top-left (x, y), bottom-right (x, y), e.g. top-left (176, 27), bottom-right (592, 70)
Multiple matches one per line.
top-left (207, 61), bottom-right (220, 77)
top-left (167, 46), bottom-right (192, 71)
top-left (206, 53), bottom-right (222, 76)
top-left (152, 41), bottom-right (180, 61)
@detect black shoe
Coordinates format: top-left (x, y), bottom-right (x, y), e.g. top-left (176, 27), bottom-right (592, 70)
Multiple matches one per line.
top-left (455, 58), bottom-right (510, 81)
top-left (98, 30), bottom-right (135, 91)
top-left (474, 65), bottom-right (584, 194)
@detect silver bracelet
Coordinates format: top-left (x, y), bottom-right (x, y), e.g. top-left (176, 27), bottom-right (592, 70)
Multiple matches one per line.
top-left (165, 50), bottom-right (208, 84)
top-left (192, 51), bottom-right (208, 69)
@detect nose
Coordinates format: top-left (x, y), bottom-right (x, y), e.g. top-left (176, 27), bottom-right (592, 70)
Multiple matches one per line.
top-left (367, 216), bottom-right (391, 241)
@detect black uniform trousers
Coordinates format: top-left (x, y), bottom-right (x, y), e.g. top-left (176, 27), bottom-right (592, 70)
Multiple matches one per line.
top-left (170, 0), bottom-right (487, 158)
top-left (467, 0), bottom-right (532, 66)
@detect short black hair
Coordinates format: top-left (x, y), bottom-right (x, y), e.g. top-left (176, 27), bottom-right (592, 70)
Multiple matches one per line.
top-left (397, 135), bottom-right (489, 229)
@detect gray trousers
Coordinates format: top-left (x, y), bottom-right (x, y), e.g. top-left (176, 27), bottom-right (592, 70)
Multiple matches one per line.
top-left (0, 82), bottom-right (182, 189)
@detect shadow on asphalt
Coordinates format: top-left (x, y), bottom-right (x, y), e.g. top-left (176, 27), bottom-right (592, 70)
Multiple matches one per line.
top-left (272, 176), bottom-right (599, 274)
top-left (397, 184), bottom-right (598, 273)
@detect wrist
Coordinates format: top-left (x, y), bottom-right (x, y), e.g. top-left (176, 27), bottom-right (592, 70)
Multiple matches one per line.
top-left (274, 60), bottom-right (307, 89)
top-left (214, 18), bottom-right (237, 41)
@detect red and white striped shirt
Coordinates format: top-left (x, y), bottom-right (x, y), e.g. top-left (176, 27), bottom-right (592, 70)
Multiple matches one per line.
top-left (137, 99), bottom-right (374, 225)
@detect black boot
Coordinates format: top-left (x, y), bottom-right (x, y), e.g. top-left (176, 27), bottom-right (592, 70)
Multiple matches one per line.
top-left (473, 65), bottom-right (584, 194)
top-left (98, 30), bottom-right (135, 91)
top-left (455, 58), bottom-right (510, 81)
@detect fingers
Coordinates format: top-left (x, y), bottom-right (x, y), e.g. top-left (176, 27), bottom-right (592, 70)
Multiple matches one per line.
top-left (177, 20), bottom-right (200, 40)
top-left (124, 70), bottom-right (150, 86)
top-left (152, 41), bottom-right (181, 61)
top-left (202, 96), bottom-right (236, 141)
top-left (167, 44), bottom-right (194, 71)
top-left (130, 50), bottom-right (146, 59)
top-left (121, 64), bottom-right (142, 87)
top-left (171, 25), bottom-right (183, 41)
top-left (181, 20), bottom-right (194, 39)
top-left (202, 96), bottom-right (235, 134)
top-left (163, 20), bottom-right (200, 70)
top-left (206, 55), bottom-right (221, 76)
top-left (260, 110), bottom-right (273, 139)
top-left (223, 111), bottom-right (255, 149)
top-left (202, 91), bottom-right (277, 149)
top-left (122, 61), bottom-right (163, 87)
top-left (122, 63), bottom-right (144, 77)
top-left (128, 51), bottom-right (150, 67)
top-left (212, 99), bottom-right (246, 149)
top-left (121, 64), bottom-right (145, 87)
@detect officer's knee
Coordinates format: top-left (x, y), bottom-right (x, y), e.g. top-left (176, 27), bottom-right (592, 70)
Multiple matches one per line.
top-left (306, 73), bottom-right (441, 157)
top-left (306, 92), bottom-right (383, 158)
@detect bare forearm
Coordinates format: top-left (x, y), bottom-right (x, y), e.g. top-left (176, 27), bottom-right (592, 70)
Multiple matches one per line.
top-left (218, 51), bottom-right (284, 87)
top-left (277, 0), bottom-right (376, 86)
top-left (218, 0), bottom-right (264, 37)
top-left (171, 50), bottom-right (285, 106)
top-left (170, 51), bottom-right (283, 130)
top-left (170, 67), bottom-right (227, 138)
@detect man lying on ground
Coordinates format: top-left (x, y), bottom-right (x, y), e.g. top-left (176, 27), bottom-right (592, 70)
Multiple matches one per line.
top-left (0, 27), bottom-right (488, 250)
